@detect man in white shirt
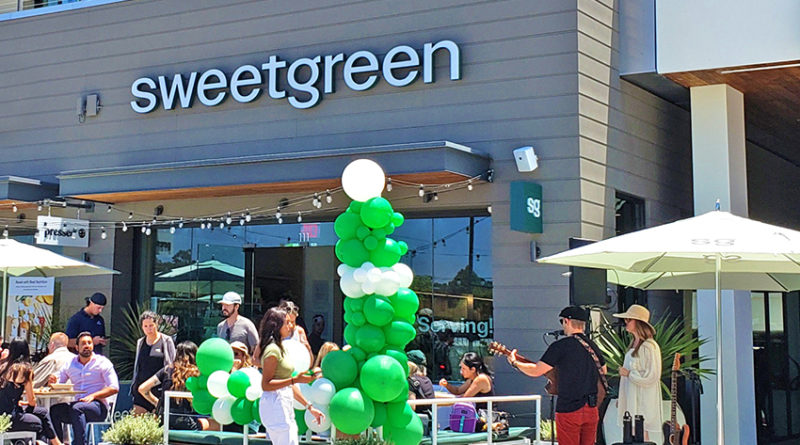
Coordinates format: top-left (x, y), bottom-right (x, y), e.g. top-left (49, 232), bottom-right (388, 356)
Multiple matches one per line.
top-left (33, 332), bottom-right (75, 389)
top-left (49, 331), bottom-right (119, 445)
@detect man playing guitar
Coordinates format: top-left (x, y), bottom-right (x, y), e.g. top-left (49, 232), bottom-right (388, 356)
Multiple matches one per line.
top-left (507, 306), bottom-right (607, 445)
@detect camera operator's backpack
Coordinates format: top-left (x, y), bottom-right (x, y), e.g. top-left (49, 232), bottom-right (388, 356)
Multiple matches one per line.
top-left (449, 402), bottom-right (478, 432)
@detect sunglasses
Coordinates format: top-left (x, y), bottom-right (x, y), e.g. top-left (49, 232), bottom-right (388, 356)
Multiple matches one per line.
top-left (225, 327), bottom-right (231, 340)
top-left (234, 351), bottom-right (245, 358)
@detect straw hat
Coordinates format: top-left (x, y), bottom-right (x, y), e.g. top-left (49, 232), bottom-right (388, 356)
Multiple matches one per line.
top-left (230, 341), bottom-right (249, 355)
top-left (612, 304), bottom-right (654, 331)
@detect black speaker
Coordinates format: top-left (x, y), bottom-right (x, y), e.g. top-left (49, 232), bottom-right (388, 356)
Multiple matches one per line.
top-left (568, 237), bottom-right (607, 306)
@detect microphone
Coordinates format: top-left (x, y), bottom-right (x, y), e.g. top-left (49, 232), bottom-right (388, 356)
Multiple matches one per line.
top-left (545, 329), bottom-right (564, 337)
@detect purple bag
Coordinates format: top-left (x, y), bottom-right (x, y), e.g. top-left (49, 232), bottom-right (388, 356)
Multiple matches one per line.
top-left (449, 402), bottom-right (478, 432)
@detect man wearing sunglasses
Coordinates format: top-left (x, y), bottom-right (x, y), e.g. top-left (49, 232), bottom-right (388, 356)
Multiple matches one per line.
top-left (507, 306), bottom-right (607, 445)
top-left (216, 291), bottom-right (259, 354)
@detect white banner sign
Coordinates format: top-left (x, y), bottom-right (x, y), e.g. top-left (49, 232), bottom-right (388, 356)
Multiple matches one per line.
top-left (6, 277), bottom-right (54, 352)
top-left (36, 216), bottom-right (90, 247)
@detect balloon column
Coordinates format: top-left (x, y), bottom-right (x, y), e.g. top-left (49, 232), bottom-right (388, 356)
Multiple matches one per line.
top-left (186, 338), bottom-right (264, 427)
top-left (324, 159), bottom-right (423, 444)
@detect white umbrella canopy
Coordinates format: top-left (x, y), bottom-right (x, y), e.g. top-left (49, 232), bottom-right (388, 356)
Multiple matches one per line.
top-left (0, 238), bottom-right (119, 277)
top-left (538, 210), bottom-right (800, 444)
top-left (607, 269), bottom-right (800, 292)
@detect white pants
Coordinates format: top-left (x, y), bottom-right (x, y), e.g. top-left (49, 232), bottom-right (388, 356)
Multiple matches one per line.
top-left (260, 386), bottom-right (298, 445)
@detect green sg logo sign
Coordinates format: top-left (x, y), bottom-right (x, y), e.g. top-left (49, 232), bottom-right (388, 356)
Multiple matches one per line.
top-left (510, 181), bottom-right (543, 234)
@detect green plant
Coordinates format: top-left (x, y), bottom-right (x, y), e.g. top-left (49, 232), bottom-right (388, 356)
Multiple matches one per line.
top-left (109, 301), bottom-right (178, 380)
top-left (539, 418), bottom-right (556, 441)
top-left (0, 413), bottom-right (11, 434)
top-left (102, 413), bottom-right (163, 445)
top-left (333, 431), bottom-right (387, 445)
top-left (593, 313), bottom-right (713, 397)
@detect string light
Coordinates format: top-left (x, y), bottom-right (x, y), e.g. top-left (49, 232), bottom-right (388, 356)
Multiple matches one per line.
top-left (12, 204), bottom-right (17, 213)
top-left (326, 190), bottom-right (332, 203)
top-left (152, 217), bottom-right (157, 225)
top-left (141, 225), bottom-right (147, 233)
top-left (219, 221), bottom-right (225, 229)
top-left (297, 213), bottom-right (302, 223)
top-left (245, 211), bottom-right (251, 223)
top-left (239, 217), bottom-right (245, 226)
top-left (128, 212), bottom-right (133, 219)
top-left (418, 185), bottom-right (424, 197)
top-left (487, 205), bottom-right (492, 214)
top-left (226, 212), bottom-right (232, 225)
top-left (386, 179), bottom-right (392, 192)
top-left (312, 194), bottom-right (320, 208)
top-left (200, 222), bottom-right (206, 230)
top-left (107, 205), bottom-right (112, 213)
top-left (178, 219), bottom-right (184, 229)
top-left (468, 181), bottom-right (473, 191)
top-left (2, 226), bottom-right (7, 238)
top-left (145, 226), bottom-right (152, 236)
top-left (100, 227), bottom-right (107, 240)
top-left (433, 192), bottom-right (439, 201)
top-left (278, 217), bottom-right (283, 224)
top-left (37, 204), bottom-right (42, 212)
top-left (122, 222), bottom-right (128, 232)
top-left (170, 225), bottom-right (176, 234)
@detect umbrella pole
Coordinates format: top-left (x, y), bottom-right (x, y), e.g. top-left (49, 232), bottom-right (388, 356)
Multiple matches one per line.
top-left (715, 255), bottom-right (725, 444)
top-left (1, 270), bottom-right (6, 338)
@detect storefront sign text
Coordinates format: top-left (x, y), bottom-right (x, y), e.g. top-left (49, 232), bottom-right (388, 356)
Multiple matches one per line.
top-left (131, 40), bottom-right (461, 112)
top-left (36, 216), bottom-right (90, 248)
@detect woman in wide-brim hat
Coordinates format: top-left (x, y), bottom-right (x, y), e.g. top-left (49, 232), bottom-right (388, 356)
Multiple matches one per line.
top-left (613, 304), bottom-right (663, 443)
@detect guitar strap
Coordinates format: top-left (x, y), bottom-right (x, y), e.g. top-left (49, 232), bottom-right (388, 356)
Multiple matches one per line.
top-left (574, 334), bottom-right (609, 392)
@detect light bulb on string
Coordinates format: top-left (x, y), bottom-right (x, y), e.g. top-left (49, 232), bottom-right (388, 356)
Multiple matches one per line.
top-left (128, 212), bottom-right (133, 219)
top-left (467, 181), bottom-right (473, 191)
top-left (141, 225), bottom-right (147, 233)
top-left (226, 212), bottom-right (232, 225)
top-left (245, 211), bottom-right (251, 223)
top-left (239, 217), bottom-right (245, 226)
top-left (152, 217), bottom-right (157, 225)
top-left (276, 209), bottom-right (281, 219)
top-left (37, 204), bottom-right (42, 212)
top-left (313, 194), bottom-right (320, 208)
top-left (297, 213), bottom-right (302, 223)
top-left (170, 225), bottom-right (176, 234)
top-left (200, 222), bottom-right (206, 230)
top-left (178, 219), bottom-right (184, 229)
top-left (277, 217), bottom-right (283, 224)
top-left (122, 222), bottom-right (128, 232)
top-left (12, 204), bottom-right (17, 213)
top-left (419, 185), bottom-right (424, 197)
top-left (107, 205), bottom-right (112, 213)
top-left (219, 221), bottom-right (225, 229)
top-left (145, 227), bottom-right (152, 236)
top-left (326, 190), bottom-right (332, 203)
top-left (101, 227), bottom-right (107, 240)
top-left (2, 226), bottom-right (8, 238)
top-left (487, 205), bottom-right (492, 214)
top-left (386, 178), bottom-right (393, 192)
top-left (433, 192), bottom-right (439, 201)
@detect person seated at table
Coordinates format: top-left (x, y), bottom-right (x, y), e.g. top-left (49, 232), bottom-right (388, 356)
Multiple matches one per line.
top-left (439, 352), bottom-right (495, 409)
top-left (312, 342), bottom-right (339, 369)
top-left (32, 333), bottom-right (75, 390)
top-left (48, 332), bottom-right (119, 445)
top-left (231, 341), bottom-right (255, 371)
top-left (0, 338), bottom-right (63, 445)
top-left (138, 341), bottom-right (219, 431)
top-left (408, 361), bottom-right (435, 412)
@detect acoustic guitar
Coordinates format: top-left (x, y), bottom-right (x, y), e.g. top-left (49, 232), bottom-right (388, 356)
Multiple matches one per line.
top-left (488, 341), bottom-right (558, 395)
top-left (662, 353), bottom-right (690, 445)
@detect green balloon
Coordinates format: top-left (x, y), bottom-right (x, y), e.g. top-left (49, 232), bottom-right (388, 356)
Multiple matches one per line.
top-left (343, 324), bottom-right (360, 346)
top-left (359, 355), bottom-right (406, 402)
top-left (295, 409), bottom-right (308, 435)
top-left (390, 288), bottom-right (420, 318)
top-left (343, 312), bottom-right (352, 324)
top-left (382, 349), bottom-right (409, 376)
top-left (363, 295), bottom-right (395, 327)
top-left (386, 401), bottom-right (415, 428)
top-left (356, 324), bottom-right (386, 352)
top-left (329, 388), bottom-right (375, 434)
top-left (334, 211), bottom-right (362, 240)
top-left (384, 412), bottom-right (423, 445)
top-left (370, 238), bottom-right (403, 267)
top-left (252, 398), bottom-right (261, 424)
top-left (394, 313), bottom-right (416, 325)
top-left (196, 338), bottom-right (234, 375)
top-left (344, 297), bottom-right (364, 312)
top-left (347, 346), bottom-right (367, 362)
top-left (360, 197), bottom-right (394, 228)
top-left (335, 239), bottom-right (371, 267)
top-left (321, 350), bottom-right (358, 389)
top-left (191, 388), bottom-right (216, 415)
top-left (227, 370), bottom-right (251, 399)
top-left (371, 227), bottom-right (387, 240)
top-left (363, 235), bottom-right (379, 251)
top-left (391, 212), bottom-right (405, 227)
top-left (371, 402), bottom-right (387, 427)
top-left (185, 376), bottom-right (198, 392)
top-left (383, 321), bottom-right (417, 347)
top-left (398, 241), bottom-right (408, 255)
top-left (231, 398), bottom-right (255, 425)
top-left (389, 379), bottom-right (410, 403)
top-left (197, 374), bottom-right (208, 390)
top-left (350, 311), bottom-right (367, 327)
top-left (356, 226), bottom-right (371, 240)
top-left (348, 201), bottom-right (363, 213)
top-left (385, 223), bottom-right (396, 235)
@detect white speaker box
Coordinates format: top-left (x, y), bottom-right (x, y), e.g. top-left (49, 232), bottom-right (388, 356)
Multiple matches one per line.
top-left (513, 146), bottom-right (538, 172)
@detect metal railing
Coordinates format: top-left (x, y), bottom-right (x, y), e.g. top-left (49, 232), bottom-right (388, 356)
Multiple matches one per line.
top-left (164, 391), bottom-right (541, 445)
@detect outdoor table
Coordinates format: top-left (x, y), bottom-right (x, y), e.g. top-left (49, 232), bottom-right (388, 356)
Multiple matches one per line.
top-left (33, 390), bottom-right (83, 409)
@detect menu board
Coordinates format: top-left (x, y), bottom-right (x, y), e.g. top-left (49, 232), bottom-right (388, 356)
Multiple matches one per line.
top-left (5, 277), bottom-right (54, 351)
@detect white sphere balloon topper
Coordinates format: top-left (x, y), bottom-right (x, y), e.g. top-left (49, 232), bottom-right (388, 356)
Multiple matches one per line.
top-left (341, 159), bottom-right (386, 202)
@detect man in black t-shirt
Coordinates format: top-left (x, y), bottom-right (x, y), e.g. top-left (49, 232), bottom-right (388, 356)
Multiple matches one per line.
top-left (507, 306), bottom-right (606, 445)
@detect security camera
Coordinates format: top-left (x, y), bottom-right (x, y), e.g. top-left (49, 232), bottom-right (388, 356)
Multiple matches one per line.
top-left (513, 146), bottom-right (538, 172)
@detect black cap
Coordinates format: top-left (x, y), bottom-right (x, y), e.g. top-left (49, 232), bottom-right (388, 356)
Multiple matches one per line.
top-left (88, 292), bottom-right (107, 306)
top-left (559, 305), bottom-right (589, 322)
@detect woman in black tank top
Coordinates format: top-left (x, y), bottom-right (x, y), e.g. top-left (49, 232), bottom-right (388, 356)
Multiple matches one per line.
top-left (438, 352), bottom-right (495, 409)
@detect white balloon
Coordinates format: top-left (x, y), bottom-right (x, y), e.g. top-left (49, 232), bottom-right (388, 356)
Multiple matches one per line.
top-left (366, 267), bottom-right (382, 283)
top-left (212, 396), bottom-right (236, 425)
top-left (352, 267), bottom-right (368, 283)
top-left (337, 264), bottom-right (354, 277)
top-left (207, 370), bottom-right (231, 398)
top-left (245, 385), bottom-right (262, 401)
top-left (361, 262), bottom-right (375, 270)
top-left (392, 263), bottom-right (414, 288)
top-left (361, 281), bottom-right (376, 294)
top-left (340, 274), bottom-right (365, 298)
top-left (284, 339), bottom-right (311, 373)
top-left (374, 274), bottom-right (400, 297)
top-left (309, 378), bottom-right (336, 406)
top-left (341, 159), bottom-right (385, 202)
top-left (300, 382), bottom-right (315, 402)
top-left (304, 405), bottom-right (331, 432)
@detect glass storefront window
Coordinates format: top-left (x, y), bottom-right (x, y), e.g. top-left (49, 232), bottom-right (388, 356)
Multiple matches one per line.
top-left (141, 215), bottom-right (493, 380)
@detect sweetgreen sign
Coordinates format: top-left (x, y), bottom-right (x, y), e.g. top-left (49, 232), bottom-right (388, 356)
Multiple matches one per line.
top-left (510, 181), bottom-right (542, 233)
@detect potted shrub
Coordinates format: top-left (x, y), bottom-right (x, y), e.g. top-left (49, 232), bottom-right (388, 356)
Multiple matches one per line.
top-left (101, 413), bottom-right (163, 445)
top-left (333, 431), bottom-right (388, 445)
top-left (540, 418), bottom-right (556, 444)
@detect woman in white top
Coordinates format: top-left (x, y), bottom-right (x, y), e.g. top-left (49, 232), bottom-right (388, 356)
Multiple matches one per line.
top-left (613, 304), bottom-right (663, 442)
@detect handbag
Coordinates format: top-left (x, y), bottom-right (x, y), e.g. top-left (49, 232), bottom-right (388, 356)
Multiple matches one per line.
top-left (574, 334), bottom-right (609, 407)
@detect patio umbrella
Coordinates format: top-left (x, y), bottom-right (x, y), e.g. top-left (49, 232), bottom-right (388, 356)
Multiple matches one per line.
top-left (0, 238), bottom-right (119, 337)
top-left (607, 269), bottom-right (800, 292)
top-left (538, 210), bottom-right (800, 443)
